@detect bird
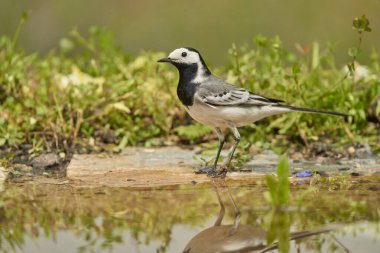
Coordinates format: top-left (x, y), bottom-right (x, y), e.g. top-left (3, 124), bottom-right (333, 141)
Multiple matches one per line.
top-left (158, 47), bottom-right (348, 177)
top-left (183, 179), bottom-right (344, 253)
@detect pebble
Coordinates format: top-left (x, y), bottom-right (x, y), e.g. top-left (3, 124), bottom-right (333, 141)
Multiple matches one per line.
top-left (0, 166), bottom-right (6, 180)
top-left (316, 156), bottom-right (325, 163)
top-left (31, 153), bottom-right (60, 169)
top-left (14, 164), bottom-right (33, 173)
top-left (0, 166), bottom-right (8, 192)
top-left (348, 146), bottom-right (356, 154)
top-left (316, 171), bottom-right (329, 177)
top-left (355, 143), bottom-right (373, 157)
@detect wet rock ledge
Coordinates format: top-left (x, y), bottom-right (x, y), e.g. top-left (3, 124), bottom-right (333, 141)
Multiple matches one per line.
top-left (66, 147), bottom-right (380, 187)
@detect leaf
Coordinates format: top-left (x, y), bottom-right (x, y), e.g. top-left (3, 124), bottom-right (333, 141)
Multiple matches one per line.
top-left (174, 124), bottom-right (212, 140)
top-left (348, 47), bottom-right (359, 57)
top-left (22, 10), bottom-right (30, 21)
top-left (36, 106), bottom-right (47, 116)
top-left (352, 15), bottom-right (372, 34)
top-left (265, 210), bottom-right (277, 245)
top-left (346, 62), bottom-right (355, 76)
top-left (111, 102), bottom-right (131, 113)
top-left (292, 63), bottom-right (300, 83)
top-left (264, 155), bottom-right (290, 207)
top-left (59, 38), bottom-right (74, 53)
top-left (276, 154), bottom-right (290, 205)
top-left (265, 174), bottom-right (278, 205)
top-left (113, 135), bottom-right (128, 152)
top-left (292, 63), bottom-right (300, 75)
top-left (263, 191), bottom-right (273, 204)
top-left (376, 101), bottom-right (380, 115)
top-left (254, 34), bottom-right (268, 47)
top-left (276, 211), bottom-right (291, 253)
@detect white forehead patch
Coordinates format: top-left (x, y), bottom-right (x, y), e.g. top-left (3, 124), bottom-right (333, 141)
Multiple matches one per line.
top-left (168, 48), bottom-right (201, 65)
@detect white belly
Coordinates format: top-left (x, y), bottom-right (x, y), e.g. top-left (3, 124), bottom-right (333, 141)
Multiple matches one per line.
top-left (184, 100), bottom-right (290, 128)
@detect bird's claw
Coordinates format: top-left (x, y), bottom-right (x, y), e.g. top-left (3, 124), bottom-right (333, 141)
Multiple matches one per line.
top-left (195, 166), bottom-right (215, 174)
top-left (214, 166), bottom-right (228, 178)
top-left (196, 165), bottom-right (229, 178)
top-left (207, 166), bottom-right (228, 178)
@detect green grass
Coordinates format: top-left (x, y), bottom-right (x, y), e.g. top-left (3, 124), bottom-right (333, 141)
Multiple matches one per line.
top-left (0, 14), bottom-right (379, 156)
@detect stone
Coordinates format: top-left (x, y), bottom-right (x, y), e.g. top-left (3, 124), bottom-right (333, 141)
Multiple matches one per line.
top-left (31, 153), bottom-right (60, 169)
top-left (67, 147), bottom-right (265, 187)
top-left (65, 147), bottom-right (380, 187)
top-left (355, 143), bottom-right (373, 158)
top-left (0, 166), bottom-right (8, 192)
top-left (242, 149), bottom-right (279, 173)
top-left (13, 163), bottom-right (33, 173)
top-left (348, 146), bottom-right (356, 154)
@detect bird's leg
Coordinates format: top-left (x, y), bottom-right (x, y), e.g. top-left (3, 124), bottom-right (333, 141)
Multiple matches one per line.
top-left (212, 179), bottom-right (225, 226)
top-left (210, 128), bottom-right (225, 175)
top-left (196, 128), bottom-right (225, 175)
top-left (223, 180), bottom-right (241, 234)
top-left (224, 127), bottom-right (240, 170)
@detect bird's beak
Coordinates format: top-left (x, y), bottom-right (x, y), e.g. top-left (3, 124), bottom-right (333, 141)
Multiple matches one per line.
top-left (157, 57), bottom-right (172, 63)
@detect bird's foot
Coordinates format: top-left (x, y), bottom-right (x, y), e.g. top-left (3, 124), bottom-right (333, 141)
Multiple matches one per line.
top-left (196, 166), bottom-right (228, 178)
top-left (206, 169), bottom-right (219, 178)
top-left (207, 166), bottom-right (228, 178)
top-left (215, 166), bottom-right (228, 178)
top-left (195, 166), bottom-right (215, 174)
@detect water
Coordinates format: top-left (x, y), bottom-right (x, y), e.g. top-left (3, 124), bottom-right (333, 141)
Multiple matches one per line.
top-left (1, 178), bottom-right (379, 253)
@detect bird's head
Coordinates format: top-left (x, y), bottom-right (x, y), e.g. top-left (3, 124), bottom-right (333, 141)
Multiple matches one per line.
top-left (158, 47), bottom-right (211, 77)
top-left (158, 47), bottom-right (201, 65)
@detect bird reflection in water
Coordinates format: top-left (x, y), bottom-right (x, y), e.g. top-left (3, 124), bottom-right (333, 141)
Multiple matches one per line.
top-left (183, 179), bottom-right (345, 253)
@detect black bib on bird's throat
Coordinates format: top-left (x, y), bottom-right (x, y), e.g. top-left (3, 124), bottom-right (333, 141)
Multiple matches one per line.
top-left (175, 63), bottom-right (200, 107)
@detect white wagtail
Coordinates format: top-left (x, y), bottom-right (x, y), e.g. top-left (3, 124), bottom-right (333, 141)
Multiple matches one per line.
top-left (158, 47), bottom-right (348, 176)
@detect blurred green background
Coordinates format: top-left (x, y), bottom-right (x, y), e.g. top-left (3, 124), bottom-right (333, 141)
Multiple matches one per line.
top-left (0, 0), bottom-right (379, 65)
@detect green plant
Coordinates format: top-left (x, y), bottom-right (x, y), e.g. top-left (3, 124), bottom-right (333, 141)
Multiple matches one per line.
top-left (0, 14), bottom-right (378, 157)
top-left (347, 14), bottom-right (372, 77)
top-left (174, 123), bottom-right (212, 141)
top-left (263, 154), bottom-right (290, 207)
top-left (264, 209), bottom-right (291, 253)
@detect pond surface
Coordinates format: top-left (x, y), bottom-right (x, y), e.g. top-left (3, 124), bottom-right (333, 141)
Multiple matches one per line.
top-left (1, 177), bottom-right (380, 253)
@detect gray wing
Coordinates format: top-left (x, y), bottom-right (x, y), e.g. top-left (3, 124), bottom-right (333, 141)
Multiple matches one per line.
top-left (196, 76), bottom-right (284, 106)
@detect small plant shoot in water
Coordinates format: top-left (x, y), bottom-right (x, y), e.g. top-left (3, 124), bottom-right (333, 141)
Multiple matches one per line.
top-left (264, 154), bottom-right (290, 207)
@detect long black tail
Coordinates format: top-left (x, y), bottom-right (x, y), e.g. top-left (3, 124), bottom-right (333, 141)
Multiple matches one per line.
top-left (276, 105), bottom-right (349, 118)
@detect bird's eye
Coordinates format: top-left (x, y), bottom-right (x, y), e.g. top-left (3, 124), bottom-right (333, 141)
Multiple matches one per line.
top-left (181, 52), bottom-right (187, 57)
